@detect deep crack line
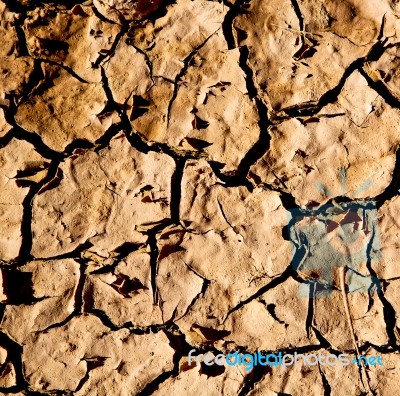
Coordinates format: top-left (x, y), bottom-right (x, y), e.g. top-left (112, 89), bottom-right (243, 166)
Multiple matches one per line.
top-left (290, 0), bottom-right (304, 33)
top-left (170, 157), bottom-right (186, 224)
top-left (128, 41), bottom-right (155, 83)
top-left (166, 28), bottom-right (221, 127)
top-left (176, 261), bottom-right (211, 321)
top-left (148, 233), bottom-right (161, 306)
top-left (37, 58), bottom-right (90, 84)
top-left (360, 65), bottom-right (400, 110)
top-left (223, 263), bottom-right (296, 322)
top-left (17, 158), bottom-right (61, 265)
top-left (221, 0), bottom-right (250, 49)
top-left (207, 46), bottom-right (273, 186)
top-left (278, 29), bottom-right (389, 119)
top-left (94, 25), bottom-right (128, 68)
top-left (0, 332), bottom-right (28, 393)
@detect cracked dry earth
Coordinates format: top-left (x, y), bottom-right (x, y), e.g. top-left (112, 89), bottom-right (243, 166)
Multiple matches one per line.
top-left (2, 0), bottom-right (400, 395)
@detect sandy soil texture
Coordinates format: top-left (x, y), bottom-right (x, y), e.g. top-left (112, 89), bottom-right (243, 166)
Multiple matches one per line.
top-left (1, 0), bottom-right (400, 395)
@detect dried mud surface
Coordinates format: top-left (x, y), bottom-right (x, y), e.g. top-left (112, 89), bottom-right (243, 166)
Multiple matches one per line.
top-left (1, 0), bottom-right (400, 395)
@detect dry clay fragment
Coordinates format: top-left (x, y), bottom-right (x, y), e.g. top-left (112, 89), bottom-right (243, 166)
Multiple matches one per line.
top-left (128, 76), bottom-right (172, 141)
top-left (248, 353), bottom-right (326, 396)
top-left (82, 248), bottom-right (118, 273)
top-left (156, 228), bottom-right (205, 322)
top-left (224, 278), bottom-right (318, 351)
top-left (0, 1), bottom-right (19, 57)
top-left (124, 2), bottom-right (255, 170)
top-left (314, 287), bottom-right (388, 351)
top-left (300, 0), bottom-right (389, 45)
top-left (383, 279), bottom-right (400, 335)
top-left (84, 249), bottom-right (164, 327)
top-left (0, 363), bottom-right (16, 389)
top-left (15, 64), bottom-right (119, 152)
top-left (131, 0), bottom-right (226, 81)
top-left (75, 328), bottom-right (175, 396)
top-left (154, 355), bottom-right (247, 396)
top-left (0, 108), bottom-right (11, 138)
top-left (180, 159), bottom-right (291, 274)
top-left (250, 71), bottom-right (400, 205)
top-left (382, 10), bottom-right (400, 44)
top-left (376, 196), bottom-right (400, 280)
top-left (129, 27), bottom-right (261, 170)
top-left (366, 348), bottom-right (400, 395)
top-left (319, 351), bottom-right (366, 395)
top-left (365, 45), bottom-right (400, 101)
top-left (154, 31), bottom-right (260, 171)
top-left (23, 4), bottom-right (121, 82)
top-left (93, 0), bottom-right (173, 24)
top-left (0, 0), bottom-right (30, 101)
top-left (0, 138), bottom-right (47, 261)
top-left (234, 0), bottom-right (381, 110)
top-left (0, 259), bottom-right (79, 343)
top-left (0, 346), bottom-right (5, 364)
top-left (103, 36), bottom-right (152, 105)
top-left (249, 349), bottom-right (368, 395)
top-left (22, 314), bottom-right (174, 394)
top-left (0, 346), bottom-right (17, 389)
top-left (0, 393), bottom-right (23, 396)
top-left (0, 56), bottom-right (34, 102)
top-left (158, 160), bottom-right (293, 347)
top-left (31, 133), bottom-right (174, 258)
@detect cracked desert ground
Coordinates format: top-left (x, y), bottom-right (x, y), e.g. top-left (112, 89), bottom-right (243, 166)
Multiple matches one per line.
top-left (1, 0), bottom-right (400, 395)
